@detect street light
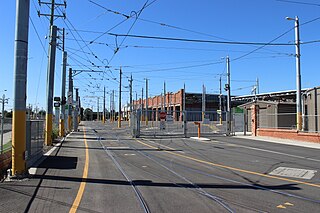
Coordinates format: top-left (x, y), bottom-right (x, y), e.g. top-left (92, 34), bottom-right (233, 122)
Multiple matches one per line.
top-left (286, 16), bottom-right (302, 131)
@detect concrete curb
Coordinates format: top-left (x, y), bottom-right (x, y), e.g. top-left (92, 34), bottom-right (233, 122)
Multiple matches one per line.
top-left (190, 137), bottom-right (211, 141)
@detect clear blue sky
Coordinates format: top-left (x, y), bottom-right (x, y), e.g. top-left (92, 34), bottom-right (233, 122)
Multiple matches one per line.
top-left (1, 0), bottom-right (320, 111)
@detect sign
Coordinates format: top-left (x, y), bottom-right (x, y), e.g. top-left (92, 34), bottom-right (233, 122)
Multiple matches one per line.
top-left (233, 107), bottom-right (244, 113)
top-left (160, 112), bottom-right (166, 120)
top-left (67, 92), bottom-right (72, 104)
top-left (54, 102), bottom-right (60, 107)
top-left (217, 110), bottom-right (221, 115)
top-left (54, 97), bottom-right (61, 102)
top-left (166, 115), bottom-right (173, 123)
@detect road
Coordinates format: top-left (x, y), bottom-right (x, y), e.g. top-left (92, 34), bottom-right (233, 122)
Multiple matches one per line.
top-left (0, 121), bottom-right (319, 212)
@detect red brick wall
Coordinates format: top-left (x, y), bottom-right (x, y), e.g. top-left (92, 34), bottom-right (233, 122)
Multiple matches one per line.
top-left (0, 151), bottom-right (12, 177)
top-left (251, 105), bottom-right (257, 136)
top-left (257, 128), bottom-right (320, 143)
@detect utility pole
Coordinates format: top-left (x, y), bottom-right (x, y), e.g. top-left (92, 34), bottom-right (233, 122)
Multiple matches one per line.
top-left (226, 56), bottom-right (232, 136)
top-left (202, 84), bottom-right (206, 121)
top-left (68, 68), bottom-right (73, 132)
top-left (45, 25), bottom-right (57, 146)
top-left (1, 93), bottom-right (9, 154)
top-left (103, 86), bottom-right (106, 123)
top-left (118, 68), bottom-right (122, 128)
top-left (12, 0), bottom-right (30, 176)
top-left (38, 0), bottom-right (66, 145)
top-left (141, 87), bottom-right (144, 122)
top-left (59, 29), bottom-right (67, 137)
top-left (183, 83), bottom-right (187, 137)
top-left (163, 81), bottom-right (166, 112)
top-left (256, 77), bottom-right (259, 94)
top-left (73, 88), bottom-right (79, 131)
top-left (129, 75), bottom-right (133, 125)
top-left (135, 92), bottom-right (138, 110)
top-left (145, 78), bottom-right (149, 126)
top-left (112, 90), bottom-right (115, 122)
top-left (219, 76), bottom-right (222, 125)
top-left (97, 97), bottom-right (99, 121)
top-left (110, 92), bottom-right (112, 122)
top-left (286, 16), bottom-right (302, 131)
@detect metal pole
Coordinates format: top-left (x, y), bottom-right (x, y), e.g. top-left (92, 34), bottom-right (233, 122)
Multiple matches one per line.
top-left (1, 94), bottom-right (8, 154)
top-left (256, 77), bottom-right (259, 94)
top-left (141, 87), bottom-right (144, 122)
top-left (110, 92), bottom-right (112, 122)
top-left (59, 50), bottom-right (67, 137)
top-left (68, 68), bottom-right (73, 132)
top-left (226, 56), bottom-right (232, 136)
top-left (129, 75), bottom-right (133, 126)
top-left (183, 83), bottom-right (187, 137)
top-left (73, 88), bottom-right (78, 131)
top-left (295, 17), bottom-right (302, 131)
top-left (202, 84), bottom-right (206, 121)
top-left (103, 86), bottom-right (106, 123)
top-left (1, 95), bottom-right (4, 154)
top-left (113, 90), bottom-right (115, 122)
top-left (50, 0), bottom-right (55, 26)
top-left (118, 68), bottom-right (122, 128)
top-left (145, 78), bottom-right (148, 126)
top-left (45, 25), bottom-right (57, 146)
top-left (164, 81), bottom-right (166, 112)
top-left (135, 92), bottom-right (138, 110)
top-left (12, 0), bottom-right (30, 176)
top-left (97, 97), bottom-right (99, 121)
top-left (219, 76), bottom-right (222, 124)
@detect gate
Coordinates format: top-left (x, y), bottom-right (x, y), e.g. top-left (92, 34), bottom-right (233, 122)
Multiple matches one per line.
top-left (131, 109), bottom-right (246, 138)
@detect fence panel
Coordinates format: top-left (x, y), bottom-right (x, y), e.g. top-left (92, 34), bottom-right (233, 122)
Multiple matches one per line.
top-left (26, 120), bottom-right (45, 167)
top-left (185, 111), bottom-right (227, 137)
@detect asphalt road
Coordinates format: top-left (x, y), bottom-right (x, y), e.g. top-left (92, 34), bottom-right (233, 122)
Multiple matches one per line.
top-left (0, 121), bottom-right (319, 212)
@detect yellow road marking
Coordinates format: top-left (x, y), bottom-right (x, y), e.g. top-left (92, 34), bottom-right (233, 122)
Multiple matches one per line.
top-left (69, 127), bottom-right (89, 213)
top-left (284, 202), bottom-right (294, 206)
top-left (277, 205), bottom-right (286, 209)
top-left (134, 139), bottom-right (320, 189)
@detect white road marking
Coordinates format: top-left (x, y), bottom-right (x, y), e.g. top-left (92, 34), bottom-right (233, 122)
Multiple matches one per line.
top-left (106, 146), bottom-right (130, 149)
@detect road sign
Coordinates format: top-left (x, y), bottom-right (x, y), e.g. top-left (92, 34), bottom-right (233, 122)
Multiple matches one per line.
top-left (217, 110), bottom-right (221, 115)
top-left (54, 102), bottom-right (60, 107)
top-left (160, 112), bottom-right (166, 120)
top-left (166, 115), bottom-right (173, 123)
top-left (54, 97), bottom-right (61, 102)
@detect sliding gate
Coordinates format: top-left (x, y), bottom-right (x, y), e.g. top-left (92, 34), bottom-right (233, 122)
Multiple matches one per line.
top-left (131, 110), bottom-right (245, 138)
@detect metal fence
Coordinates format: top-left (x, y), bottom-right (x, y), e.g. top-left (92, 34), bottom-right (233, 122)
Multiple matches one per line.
top-left (139, 110), bottom-right (184, 137)
top-left (257, 112), bottom-right (320, 133)
top-left (132, 110), bottom-right (246, 138)
top-left (0, 118), bottom-right (12, 153)
top-left (0, 119), bottom-right (44, 167)
top-left (26, 120), bottom-right (45, 167)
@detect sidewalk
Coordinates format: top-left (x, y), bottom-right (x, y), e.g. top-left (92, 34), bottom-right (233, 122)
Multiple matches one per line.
top-left (235, 134), bottom-right (320, 149)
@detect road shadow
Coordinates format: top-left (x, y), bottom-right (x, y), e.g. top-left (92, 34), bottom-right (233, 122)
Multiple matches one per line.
top-left (31, 174), bottom-right (301, 191)
top-left (36, 156), bottom-right (78, 170)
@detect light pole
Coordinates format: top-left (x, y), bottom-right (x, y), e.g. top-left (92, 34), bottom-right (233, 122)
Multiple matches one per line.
top-left (286, 16), bottom-right (302, 131)
top-left (1, 90), bottom-right (8, 154)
